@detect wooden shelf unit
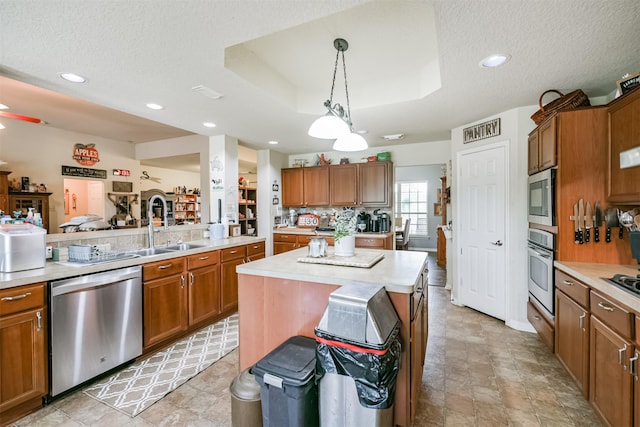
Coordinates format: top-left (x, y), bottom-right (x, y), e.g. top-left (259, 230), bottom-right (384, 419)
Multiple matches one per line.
top-left (174, 193), bottom-right (200, 224)
top-left (238, 186), bottom-right (257, 236)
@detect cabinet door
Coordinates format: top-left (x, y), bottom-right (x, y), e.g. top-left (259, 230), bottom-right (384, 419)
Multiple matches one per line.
top-left (281, 168), bottom-right (304, 207)
top-left (0, 308), bottom-right (47, 412)
top-left (274, 242), bottom-right (296, 254)
top-left (410, 294), bottom-right (424, 420)
top-left (555, 290), bottom-right (589, 398)
top-left (143, 274), bottom-right (187, 349)
top-left (0, 172), bottom-right (8, 214)
top-left (221, 258), bottom-right (244, 312)
top-left (590, 316), bottom-right (633, 427)
top-left (527, 131), bottom-right (540, 174)
top-left (537, 116), bottom-right (556, 171)
top-left (303, 166), bottom-right (330, 206)
top-left (188, 264), bottom-right (220, 325)
top-left (330, 164), bottom-right (358, 206)
top-left (359, 162), bottom-right (391, 207)
top-left (608, 89), bottom-right (640, 204)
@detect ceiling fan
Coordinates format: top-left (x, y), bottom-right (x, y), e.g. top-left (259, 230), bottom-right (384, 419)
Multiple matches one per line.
top-left (0, 110), bottom-right (44, 124)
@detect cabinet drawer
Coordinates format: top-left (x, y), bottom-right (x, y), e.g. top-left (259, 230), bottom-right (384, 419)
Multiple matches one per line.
top-left (555, 270), bottom-right (589, 308)
top-left (221, 245), bottom-right (246, 262)
top-left (143, 258), bottom-right (185, 282)
top-left (274, 234), bottom-right (296, 243)
top-left (590, 291), bottom-right (633, 340)
top-left (355, 237), bottom-right (385, 248)
top-left (296, 235), bottom-right (314, 246)
top-left (0, 282), bottom-right (45, 316)
top-left (527, 300), bottom-right (554, 351)
top-left (246, 241), bottom-right (265, 257)
top-left (187, 250), bottom-right (220, 270)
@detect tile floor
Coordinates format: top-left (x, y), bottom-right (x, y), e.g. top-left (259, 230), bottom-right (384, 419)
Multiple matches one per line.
top-left (11, 259), bottom-right (601, 427)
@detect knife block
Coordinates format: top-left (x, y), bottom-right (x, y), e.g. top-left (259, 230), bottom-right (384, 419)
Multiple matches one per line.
top-left (629, 231), bottom-right (640, 264)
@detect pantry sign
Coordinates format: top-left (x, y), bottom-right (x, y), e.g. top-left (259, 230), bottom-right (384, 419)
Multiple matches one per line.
top-left (463, 118), bottom-right (501, 144)
top-left (73, 143), bottom-right (100, 166)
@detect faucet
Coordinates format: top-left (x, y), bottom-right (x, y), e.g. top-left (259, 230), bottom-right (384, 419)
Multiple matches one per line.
top-left (148, 194), bottom-right (168, 248)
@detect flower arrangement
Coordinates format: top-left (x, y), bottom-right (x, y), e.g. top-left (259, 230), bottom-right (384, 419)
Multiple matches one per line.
top-left (332, 210), bottom-right (357, 242)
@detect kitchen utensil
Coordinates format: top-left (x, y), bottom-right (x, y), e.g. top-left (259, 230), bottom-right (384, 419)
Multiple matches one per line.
top-left (573, 203), bottom-right (579, 244)
top-left (578, 199), bottom-right (584, 244)
top-left (604, 207), bottom-right (618, 243)
top-left (594, 201), bottom-right (602, 242)
top-left (585, 202), bottom-right (593, 243)
top-left (619, 210), bottom-right (635, 232)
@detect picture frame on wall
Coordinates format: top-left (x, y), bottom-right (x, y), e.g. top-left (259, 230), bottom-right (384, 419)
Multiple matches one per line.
top-left (434, 202), bottom-right (442, 216)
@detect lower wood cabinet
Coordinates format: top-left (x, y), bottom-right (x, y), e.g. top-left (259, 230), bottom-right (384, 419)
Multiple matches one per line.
top-left (221, 246), bottom-right (246, 313)
top-left (187, 251), bottom-right (221, 325)
top-left (527, 299), bottom-right (554, 351)
top-left (0, 282), bottom-right (47, 423)
top-left (555, 289), bottom-right (589, 398)
top-left (274, 232), bottom-right (390, 254)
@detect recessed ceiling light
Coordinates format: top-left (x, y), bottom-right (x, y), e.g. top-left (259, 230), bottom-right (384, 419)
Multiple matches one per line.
top-left (268, 140), bottom-right (278, 145)
top-left (479, 54), bottom-right (511, 68)
top-left (146, 103), bottom-right (164, 110)
top-left (382, 133), bottom-right (405, 140)
top-left (0, 104), bottom-right (8, 110)
top-left (192, 85), bottom-right (224, 100)
top-left (356, 129), bottom-right (368, 135)
top-left (203, 122), bottom-right (217, 128)
top-left (58, 72), bottom-right (87, 83)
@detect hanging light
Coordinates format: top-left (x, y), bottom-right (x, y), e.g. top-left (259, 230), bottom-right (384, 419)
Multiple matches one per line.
top-left (308, 38), bottom-right (368, 151)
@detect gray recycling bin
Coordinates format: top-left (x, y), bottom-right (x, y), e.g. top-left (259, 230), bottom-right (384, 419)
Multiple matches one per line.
top-left (230, 368), bottom-right (263, 427)
top-left (252, 336), bottom-right (319, 427)
top-left (315, 282), bottom-right (401, 427)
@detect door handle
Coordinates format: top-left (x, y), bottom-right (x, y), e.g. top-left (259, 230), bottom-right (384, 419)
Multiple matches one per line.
top-left (619, 344), bottom-right (628, 367)
top-left (490, 240), bottom-right (503, 246)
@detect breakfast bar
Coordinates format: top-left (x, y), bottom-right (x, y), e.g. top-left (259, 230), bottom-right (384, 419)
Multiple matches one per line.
top-left (236, 247), bottom-right (429, 427)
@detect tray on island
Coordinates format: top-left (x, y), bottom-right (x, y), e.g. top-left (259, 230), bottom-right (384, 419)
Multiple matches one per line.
top-left (297, 251), bottom-right (384, 268)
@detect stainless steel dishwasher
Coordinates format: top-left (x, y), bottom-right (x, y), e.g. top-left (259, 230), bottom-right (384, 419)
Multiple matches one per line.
top-left (49, 265), bottom-right (142, 397)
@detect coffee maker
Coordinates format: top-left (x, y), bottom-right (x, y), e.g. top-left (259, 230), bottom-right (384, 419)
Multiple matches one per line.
top-left (379, 212), bottom-right (390, 232)
top-left (357, 211), bottom-right (370, 232)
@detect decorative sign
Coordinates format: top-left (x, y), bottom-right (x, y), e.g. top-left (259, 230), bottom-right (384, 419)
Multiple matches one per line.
top-left (61, 165), bottom-right (107, 179)
top-left (463, 118), bottom-right (501, 144)
top-left (113, 169), bottom-right (131, 176)
top-left (617, 72), bottom-right (640, 95)
top-left (297, 214), bottom-right (320, 228)
top-left (73, 143), bottom-right (100, 166)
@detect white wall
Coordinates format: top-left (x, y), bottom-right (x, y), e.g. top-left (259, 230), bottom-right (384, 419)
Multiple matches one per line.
top-left (257, 149), bottom-right (289, 256)
top-left (450, 106), bottom-right (537, 332)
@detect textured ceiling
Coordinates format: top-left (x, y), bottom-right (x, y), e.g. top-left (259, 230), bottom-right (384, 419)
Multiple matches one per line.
top-left (0, 0), bottom-right (638, 169)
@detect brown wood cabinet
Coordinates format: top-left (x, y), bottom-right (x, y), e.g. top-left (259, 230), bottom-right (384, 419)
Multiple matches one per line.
top-left (555, 289), bottom-right (589, 398)
top-left (0, 171), bottom-right (10, 214)
top-left (274, 232), bottom-right (391, 254)
top-left (220, 246), bottom-right (246, 312)
top-left (246, 241), bottom-right (266, 261)
top-left (527, 298), bottom-right (554, 351)
top-left (142, 258), bottom-right (187, 349)
top-left (607, 87), bottom-right (640, 204)
top-left (187, 251), bottom-right (221, 325)
top-left (9, 192), bottom-right (51, 232)
top-left (0, 282), bottom-right (47, 423)
top-left (528, 116), bottom-right (557, 174)
top-left (281, 166), bottom-right (330, 207)
top-left (283, 162), bottom-right (392, 209)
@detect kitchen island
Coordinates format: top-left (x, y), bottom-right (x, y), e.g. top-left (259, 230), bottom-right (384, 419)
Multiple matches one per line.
top-left (236, 247), bottom-right (429, 426)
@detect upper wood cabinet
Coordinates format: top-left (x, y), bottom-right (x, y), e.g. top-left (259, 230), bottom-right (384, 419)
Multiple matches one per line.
top-left (607, 87), bottom-right (640, 204)
top-left (528, 115), bottom-right (557, 175)
top-left (329, 164), bottom-right (358, 206)
top-left (281, 166), bottom-right (330, 207)
top-left (358, 162), bottom-right (392, 207)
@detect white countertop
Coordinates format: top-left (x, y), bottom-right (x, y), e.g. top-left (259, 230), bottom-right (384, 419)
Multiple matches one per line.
top-left (1, 236), bottom-right (265, 290)
top-left (555, 261), bottom-right (640, 312)
top-left (237, 247), bottom-right (427, 294)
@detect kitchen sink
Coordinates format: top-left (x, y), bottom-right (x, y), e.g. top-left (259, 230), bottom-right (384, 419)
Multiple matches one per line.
top-left (165, 243), bottom-right (206, 251)
top-left (134, 247), bottom-right (173, 256)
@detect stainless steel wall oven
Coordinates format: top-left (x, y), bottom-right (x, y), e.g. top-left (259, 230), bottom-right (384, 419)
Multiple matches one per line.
top-left (527, 228), bottom-right (555, 317)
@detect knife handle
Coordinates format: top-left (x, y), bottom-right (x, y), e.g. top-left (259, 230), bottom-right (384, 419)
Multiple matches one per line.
top-left (585, 229), bottom-right (590, 243)
top-left (594, 226), bottom-right (600, 243)
top-left (578, 229), bottom-right (583, 244)
top-left (619, 227), bottom-right (624, 239)
top-left (575, 231), bottom-right (580, 244)
top-left (606, 227), bottom-right (611, 243)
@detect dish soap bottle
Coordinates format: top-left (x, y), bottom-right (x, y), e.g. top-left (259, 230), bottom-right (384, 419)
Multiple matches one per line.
top-left (26, 208), bottom-right (35, 225)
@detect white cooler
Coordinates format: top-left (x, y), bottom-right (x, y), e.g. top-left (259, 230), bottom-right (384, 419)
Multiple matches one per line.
top-left (0, 223), bottom-right (47, 272)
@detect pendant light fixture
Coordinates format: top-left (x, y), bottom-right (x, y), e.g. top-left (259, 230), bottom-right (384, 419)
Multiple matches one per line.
top-left (308, 38), bottom-right (368, 152)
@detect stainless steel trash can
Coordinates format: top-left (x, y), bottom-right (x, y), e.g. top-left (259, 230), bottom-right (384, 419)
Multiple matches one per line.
top-left (230, 368), bottom-right (263, 427)
top-left (315, 282), bottom-right (401, 427)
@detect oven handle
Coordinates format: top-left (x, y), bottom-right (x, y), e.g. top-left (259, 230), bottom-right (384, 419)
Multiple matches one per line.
top-left (528, 245), bottom-right (553, 259)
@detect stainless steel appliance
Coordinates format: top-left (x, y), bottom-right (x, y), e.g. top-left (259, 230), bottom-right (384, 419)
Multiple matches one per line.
top-left (527, 228), bottom-right (555, 316)
top-left (528, 168), bottom-right (555, 226)
top-left (49, 266), bottom-right (142, 398)
top-left (0, 223), bottom-right (46, 272)
top-left (606, 274), bottom-right (640, 297)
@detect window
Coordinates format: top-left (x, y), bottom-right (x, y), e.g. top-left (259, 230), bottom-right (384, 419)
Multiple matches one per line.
top-left (395, 181), bottom-right (428, 236)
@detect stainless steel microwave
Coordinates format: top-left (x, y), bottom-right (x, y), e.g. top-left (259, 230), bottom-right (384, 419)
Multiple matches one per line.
top-left (528, 168), bottom-right (555, 226)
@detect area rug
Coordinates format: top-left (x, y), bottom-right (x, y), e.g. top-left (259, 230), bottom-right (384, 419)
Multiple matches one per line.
top-left (84, 313), bottom-right (238, 417)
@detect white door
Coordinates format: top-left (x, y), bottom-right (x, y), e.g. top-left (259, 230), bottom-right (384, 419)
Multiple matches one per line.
top-left (458, 143), bottom-right (507, 320)
top-left (87, 180), bottom-right (105, 216)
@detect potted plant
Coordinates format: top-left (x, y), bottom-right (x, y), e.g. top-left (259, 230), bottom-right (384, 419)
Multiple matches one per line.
top-left (332, 210), bottom-right (357, 256)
